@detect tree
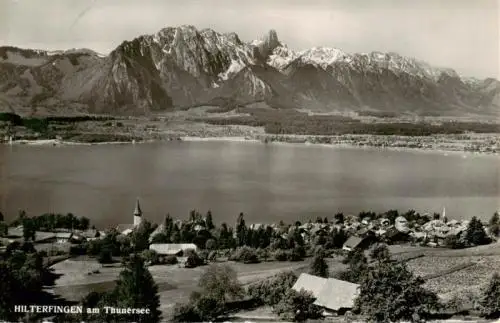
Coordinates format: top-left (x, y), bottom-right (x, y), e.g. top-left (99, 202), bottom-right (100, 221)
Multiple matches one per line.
top-left (489, 212), bottom-right (500, 237)
top-left (173, 265), bottom-right (243, 322)
top-left (466, 217), bottom-right (490, 246)
top-left (205, 211), bottom-right (215, 231)
top-left (369, 243), bottom-right (391, 263)
top-left (205, 238), bottom-right (217, 250)
top-left (151, 232), bottom-right (170, 244)
top-left (131, 220), bottom-right (154, 252)
top-left (22, 217), bottom-right (36, 242)
top-left (197, 264), bottom-right (243, 302)
top-left (338, 249), bottom-right (368, 283)
top-left (236, 213), bottom-right (247, 247)
top-left (248, 271), bottom-right (298, 306)
top-left (185, 249), bottom-right (204, 268)
top-left (0, 261), bottom-right (20, 321)
top-left (354, 261), bottom-right (440, 322)
top-left (480, 272), bottom-right (500, 319)
top-left (334, 212), bottom-right (344, 224)
top-left (309, 253), bottom-right (329, 278)
top-left (273, 289), bottom-right (322, 322)
top-left (141, 249), bottom-right (159, 265)
top-left (113, 255), bottom-right (161, 322)
top-left (98, 247), bottom-right (113, 264)
top-left (0, 222), bottom-right (7, 237)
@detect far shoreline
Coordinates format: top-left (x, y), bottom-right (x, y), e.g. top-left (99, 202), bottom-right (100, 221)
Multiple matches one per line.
top-left (2, 135), bottom-right (500, 158)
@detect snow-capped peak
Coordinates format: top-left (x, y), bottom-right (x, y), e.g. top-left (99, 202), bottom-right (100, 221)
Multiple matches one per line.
top-left (267, 44), bottom-right (299, 70)
top-left (297, 47), bottom-right (349, 69)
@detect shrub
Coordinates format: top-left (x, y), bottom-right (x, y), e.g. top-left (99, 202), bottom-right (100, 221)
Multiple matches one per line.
top-left (354, 261), bottom-right (440, 322)
top-left (229, 246), bottom-right (259, 263)
top-left (287, 246), bottom-right (305, 261)
top-left (185, 250), bottom-right (204, 268)
top-left (205, 238), bottom-right (217, 250)
top-left (247, 271), bottom-right (298, 306)
top-left (444, 235), bottom-right (467, 249)
top-left (172, 303), bottom-right (200, 322)
top-left (163, 255), bottom-right (178, 265)
top-left (309, 254), bottom-right (329, 278)
top-left (97, 248), bottom-right (113, 264)
top-left (274, 250), bottom-right (288, 261)
top-left (480, 273), bottom-right (500, 319)
top-left (272, 288), bottom-right (322, 322)
top-left (141, 249), bottom-right (159, 265)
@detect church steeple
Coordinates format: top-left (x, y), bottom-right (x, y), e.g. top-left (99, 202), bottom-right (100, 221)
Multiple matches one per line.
top-left (133, 199), bottom-right (143, 226)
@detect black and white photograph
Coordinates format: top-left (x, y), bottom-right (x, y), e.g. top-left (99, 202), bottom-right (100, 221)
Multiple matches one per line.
top-left (0, 0), bottom-right (499, 322)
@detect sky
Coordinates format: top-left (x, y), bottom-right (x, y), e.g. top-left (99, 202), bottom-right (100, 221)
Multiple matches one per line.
top-left (1, 0), bottom-right (499, 79)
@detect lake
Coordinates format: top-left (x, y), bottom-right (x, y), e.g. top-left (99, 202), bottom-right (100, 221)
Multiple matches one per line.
top-left (0, 141), bottom-right (499, 227)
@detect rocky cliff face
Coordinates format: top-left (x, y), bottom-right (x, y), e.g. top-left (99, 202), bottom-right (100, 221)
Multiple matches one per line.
top-left (0, 25), bottom-right (498, 116)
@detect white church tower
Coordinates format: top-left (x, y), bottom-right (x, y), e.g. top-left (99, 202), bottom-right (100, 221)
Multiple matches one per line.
top-left (133, 199), bottom-right (143, 227)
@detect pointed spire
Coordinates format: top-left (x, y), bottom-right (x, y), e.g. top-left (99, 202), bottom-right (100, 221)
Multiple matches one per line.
top-left (134, 199), bottom-right (142, 216)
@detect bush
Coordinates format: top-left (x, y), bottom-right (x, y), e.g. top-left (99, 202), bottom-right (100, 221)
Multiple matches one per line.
top-left (247, 271), bottom-right (298, 306)
top-left (444, 235), bottom-right (466, 249)
top-left (272, 288), bottom-right (322, 322)
top-left (172, 303), bottom-right (200, 322)
top-left (480, 273), bottom-right (500, 319)
top-left (185, 250), bottom-right (204, 268)
top-left (287, 246), bottom-right (305, 261)
top-left (274, 250), bottom-right (288, 261)
top-left (163, 255), bottom-right (178, 265)
top-left (205, 239), bottom-right (217, 250)
top-left (229, 247), bottom-right (259, 263)
top-left (141, 249), bottom-right (159, 265)
top-left (98, 248), bottom-right (113, 264)
top-left (354, 261), bottom-right (440, 322)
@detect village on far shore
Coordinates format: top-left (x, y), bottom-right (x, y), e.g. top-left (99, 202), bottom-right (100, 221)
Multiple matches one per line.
top-left (0, 200), bottom-right (499, 322)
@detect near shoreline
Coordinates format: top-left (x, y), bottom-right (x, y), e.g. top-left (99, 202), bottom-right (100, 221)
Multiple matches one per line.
top-left (3, 135), bottom-right (500, 157)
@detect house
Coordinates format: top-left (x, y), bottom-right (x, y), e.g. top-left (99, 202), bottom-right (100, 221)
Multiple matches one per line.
top-left (81, 229), bottom-right (101, 241)
top-left (394, 216), bottom-right (410, 233)
top-left (149, 243), bottom-right (197, 256)
top-left (342, 236), bottom-right (376, 252)
top-left (292, 273), bottom-right (359, 315)
top-left (54, 232), bottom-right (84, 244)
top-left (384, 227), bottom-right (410, 244)
top-left (55, 232), bottom-right (73, 244)
top-left (379, 218), bottom-right (390, 227)
top-left (116, 224), bottom-right (135, 236)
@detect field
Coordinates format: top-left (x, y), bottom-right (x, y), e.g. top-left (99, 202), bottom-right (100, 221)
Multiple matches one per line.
top-left (49, 257), bottom-right (310, 319)
top-left (46, 242), bottom-right (500, 320)
top-left (390, 242), bottom-right (500, 302)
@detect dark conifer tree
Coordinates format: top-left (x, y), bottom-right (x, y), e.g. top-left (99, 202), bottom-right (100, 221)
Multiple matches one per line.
top-left (480, 272), bottom-right (500, 319)
top-left (205, 211), bottom-right (215, 231)
top-left (309, 253), bottom-right (329, 278)
top-left (114, 255), bottom-right (161, 322)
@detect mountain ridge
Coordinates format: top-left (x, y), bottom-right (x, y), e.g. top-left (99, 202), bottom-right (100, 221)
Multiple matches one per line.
top-left (0, 25), bottom-right (498, 116)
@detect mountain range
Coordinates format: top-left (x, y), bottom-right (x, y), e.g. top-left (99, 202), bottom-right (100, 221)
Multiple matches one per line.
top-left (0, 25), bottom-right (499, 116)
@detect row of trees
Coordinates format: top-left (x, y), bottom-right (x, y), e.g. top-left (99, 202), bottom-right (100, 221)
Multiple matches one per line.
top-left (8, 211), bottom-right (91, 232)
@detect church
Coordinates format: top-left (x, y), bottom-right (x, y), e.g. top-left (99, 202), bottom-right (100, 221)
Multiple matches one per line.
top-left (116, 199), bottom-right (143, 235)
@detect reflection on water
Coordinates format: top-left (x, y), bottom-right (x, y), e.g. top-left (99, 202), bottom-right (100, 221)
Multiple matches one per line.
top-left (0, 142), bottom-right (499, 227)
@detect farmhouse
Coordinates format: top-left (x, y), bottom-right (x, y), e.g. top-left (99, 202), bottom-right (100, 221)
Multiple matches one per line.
top-left (292, 273), bottom-right (359, 315)
top-left (342, 235), bottom-right (376, 252)
top-left (149, 243), bottom-right (197, 256)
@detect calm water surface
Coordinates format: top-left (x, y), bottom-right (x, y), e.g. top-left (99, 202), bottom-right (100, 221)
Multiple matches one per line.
top-left (0, 141), bottom-right (499, 227)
